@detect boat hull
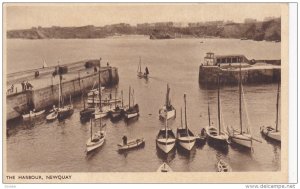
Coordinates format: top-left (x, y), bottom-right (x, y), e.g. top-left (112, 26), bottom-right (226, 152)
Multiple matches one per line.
top-left (260, 126), bottom-right (281, 142)
top-left (118, 138), bottom-right (145, 151)
top-left (46, 111), bottom-right (58, 121)
top-left (22, 110), bottom-right (45, 120)
top-left (177, 137), bottom-right (196, 151)
top-left (86, 131), bottom-right (105, 153)
top-left (230, 133), bottom-right (252, 148)
top-left (159, 107), bottom-right (176, 120)
top-left (157, 163), bottom-right (173, 172)
top-left (57, 106), bottom-right (74, 121)
top-left (156, 139), bottom-right (176, 154)
top-left (205, 126), bottom-right (229, 146)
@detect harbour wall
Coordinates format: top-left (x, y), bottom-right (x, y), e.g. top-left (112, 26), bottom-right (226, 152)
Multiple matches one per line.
top-left (6, 63), bottom-right (119, 121)
top-left (198, 65), bottom-right (280, 86)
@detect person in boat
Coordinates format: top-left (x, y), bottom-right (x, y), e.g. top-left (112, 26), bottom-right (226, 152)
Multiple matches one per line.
top-left (201, 128), bottom-right (205, 136)
top-left (122, 135), bottom-right (127, 145)
top-left (94, 66), bottom-right (97, 73)
top-left (107, 62), bottom-right (110, 67)
top-left (145, 67), bottom-right (149, 76)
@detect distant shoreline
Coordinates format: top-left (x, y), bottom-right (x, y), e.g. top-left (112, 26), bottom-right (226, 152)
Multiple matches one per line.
top-left (7, 18), bottom-right (281, 42)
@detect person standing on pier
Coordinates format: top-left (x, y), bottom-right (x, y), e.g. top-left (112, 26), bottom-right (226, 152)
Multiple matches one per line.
top-left (21, 81), bottom-right (25, 91)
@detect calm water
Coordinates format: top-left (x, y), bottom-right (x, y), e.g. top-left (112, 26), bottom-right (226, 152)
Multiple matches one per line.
top-left (6, 36), bottom-right (281, 172)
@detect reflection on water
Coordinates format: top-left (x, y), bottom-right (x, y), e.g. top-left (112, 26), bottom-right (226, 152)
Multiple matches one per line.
top-left (6, 37), bottom-right (281, 172)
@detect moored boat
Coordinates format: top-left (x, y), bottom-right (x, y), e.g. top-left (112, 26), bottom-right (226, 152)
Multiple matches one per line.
top-left (205, 72), bottom-right (229, 146)
top-left (157, 162), bottom-right (173, 172)
top-left (22, 109), bottom-right (45, 120)
top-left (86, 118), bottom-right (106, 153)
top-left (159, 84), bottom-right (176, 120)
top-left (124, 86), bottom-right (139, 120)
top-left (260, 81), bottom-right (281, 142)
top-left (176, 94), bottom-right (196, 151)
top-left (156, 112), bottom-right (176, 154)
top-left (46, 110), bottom-right (58, 121)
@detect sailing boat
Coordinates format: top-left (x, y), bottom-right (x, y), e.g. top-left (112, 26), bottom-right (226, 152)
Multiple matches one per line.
top-left (156, 112), bottom-right (176, 153)
top-left (137, 57), bottom-right (149, 79)
top-left (205, 72), bottom-right (229, 145)
top-left (159, 84), bottom-right (176, 120)
top-left (108, 90), bottom-right (124, 121)
top-left (124, 86), bottom-right (139, 119)
top-left (260, 81), bottom-right (281, 142)
top-left (80, 92), bottom-right (95, 121)
top-left (86, 118), bottom-right (106, 153)
top-left (176, 94), bottom-right (197, 151)
top-left (57, 74), bottom-right (74, 121)
top-left (228, 63), bottom-right (253, 149)
top-left (42, 60), bottom-right (48, 68)
top-left (94, 61), bottom-right (111, 119)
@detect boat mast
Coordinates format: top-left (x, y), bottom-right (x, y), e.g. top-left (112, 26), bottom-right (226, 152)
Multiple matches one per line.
top-left (180, 108), bottom-right (183, 129)
top-left (166, 84), bottom-right (170, 108)
top-left (275, 81), bottom-right (280, 132)
top-left (139, 57), bottom-right (142, 73)
top-left (239, 62), bottom-right (243, 134)
top-left (98, 59), bottom-right (102, 111)
top-left (128, 86), bottom-right (131, 108)
top-left (206, 83), bottom-right (211, 126)
top-left (90, 118), bottom-right (92, 140)
top-left (217, 72), bottom-right (221, 135)
top-left (121, 90), bottom-right (123, 107)
top-left (114, 89), bottom-right (117, 109)
top-left (184, 94), bottom-right (188, 135)
top-left (165, 112), bottom-right (168, 139)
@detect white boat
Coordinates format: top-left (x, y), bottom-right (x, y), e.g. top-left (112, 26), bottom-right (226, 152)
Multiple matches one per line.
top-left (176, 94), bottom-right (196, 151)
top-left (205, 73), bottom-right (229, 146)
top-left (156, 113), bottom-right (176, 154)
top-left (124, 86), bottom-right (139, 119)
top-left (46, 110), bottom-right (58, 121)
top-left (86, 118), bottom-right (106, 153)
top-left (157, 163), bottom-right (173, 172)
top-left (260, 81), bottom-right (281, 142)
top-left (228, 63), bottom-right (254, 149)
top-left (137, 57), bottom-right (149, 79)
top-left (159, 84), bottom-right (176, 120)
top-left (118, 137), bottom-right (145, 151)
top-left (217, 159), bottom-right (232, 172)
top-left (22, 109), bottom-right (45, 120)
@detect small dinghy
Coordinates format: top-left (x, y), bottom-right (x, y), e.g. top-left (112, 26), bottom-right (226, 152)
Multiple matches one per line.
top-left (157, 163), bottom-right (173, 172)
top-left (196, 128), bottom-right (207, 145)
top-left (46, 110), bottom-right (58, 121)
top-left (22, 109), bottom-right (45, 120)
top-left (217, 159), bottom-right (232, 172)
top-left (118, 137), bottom-right (145, 151)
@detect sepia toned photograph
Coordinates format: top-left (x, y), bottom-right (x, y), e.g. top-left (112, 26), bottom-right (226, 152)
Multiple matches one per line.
top-left (3, 2), bottom-right (290, 183)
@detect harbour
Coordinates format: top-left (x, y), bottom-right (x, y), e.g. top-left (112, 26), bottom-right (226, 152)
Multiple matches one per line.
top-left (6, 36), bottom-right (281, 172)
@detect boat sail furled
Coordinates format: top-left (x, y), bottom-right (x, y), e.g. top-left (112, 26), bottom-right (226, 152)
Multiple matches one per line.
top-left (205, 72), bottom-right (229, 145)
top-left (176, 94), bottom-right (196, 151)
top-left (260, 81), bottom-right (281, 142)
top-left (159, 84), bottom-right (176, 120)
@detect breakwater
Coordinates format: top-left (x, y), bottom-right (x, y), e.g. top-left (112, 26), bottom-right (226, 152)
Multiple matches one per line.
top-left (198, 64), bottom-right (281, 86)
top-left (6, 60), bottom-right (119, 121)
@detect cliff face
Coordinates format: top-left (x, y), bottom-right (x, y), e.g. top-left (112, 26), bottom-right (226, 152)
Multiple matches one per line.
top-left (7, 18), bottom-right (281, 41)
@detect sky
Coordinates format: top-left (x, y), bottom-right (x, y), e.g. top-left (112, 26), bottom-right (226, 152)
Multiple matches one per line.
top-left (4, 3), bottom-right (283, 30)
